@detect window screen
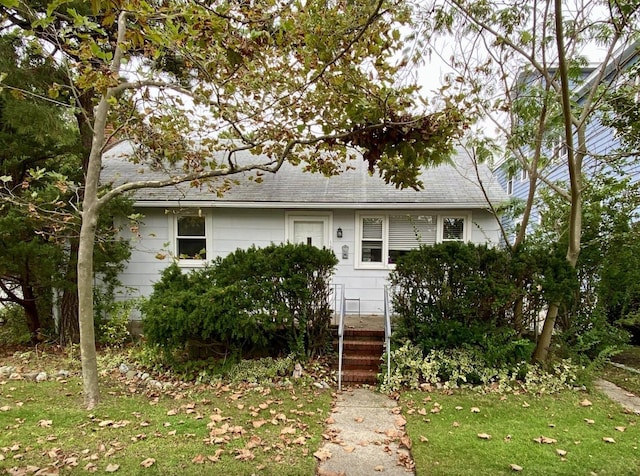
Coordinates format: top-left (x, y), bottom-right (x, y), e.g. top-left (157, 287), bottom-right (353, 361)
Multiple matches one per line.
top-left (442, 217), bottom-right (465, 241)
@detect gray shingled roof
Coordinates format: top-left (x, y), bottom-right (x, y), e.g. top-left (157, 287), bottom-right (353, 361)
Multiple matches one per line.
top-left (101, 142), bottom-right (507, 209)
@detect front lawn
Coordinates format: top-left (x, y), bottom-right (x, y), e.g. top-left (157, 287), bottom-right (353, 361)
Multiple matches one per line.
top-left (402, 389), bottom-right (640, 475)
top-left (0, 351), bottom-right (332, 475)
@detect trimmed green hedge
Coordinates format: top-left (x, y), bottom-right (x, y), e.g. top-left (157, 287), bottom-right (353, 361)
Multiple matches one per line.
top-left (142, 243), bottom-right (338, 358)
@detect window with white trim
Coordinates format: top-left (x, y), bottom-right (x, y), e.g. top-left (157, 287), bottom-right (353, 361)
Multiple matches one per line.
top-left (552, 136), bottom-right (567, 162)
top-left (177, 215), bottom-right (207, 259)
top-left (169, 211), bottom-right (212, 266)
top-left (442, 217), bottom-right (465, 241)
top-left (356, 213), bottom-right (463, 268)
top-left (361, 217), bottom-right (384, 263)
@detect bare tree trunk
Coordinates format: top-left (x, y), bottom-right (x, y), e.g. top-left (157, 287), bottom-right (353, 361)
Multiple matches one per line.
top-left (21, 283), bottom-right (42, 344)
top-left (59, 288), bottom-right (80, 344)
top-left (76, 10), bottom-right (130, 409)
top-left (78, 205), bottom-right (99, 408)
top-left (533, 302), bottom-right (559, 362)
top-left (59, 240), bottom-right (80, 345)
top-left (532, 0), bottom-right (583, 363)
top-left (513, 294), bottom-right (524, 336)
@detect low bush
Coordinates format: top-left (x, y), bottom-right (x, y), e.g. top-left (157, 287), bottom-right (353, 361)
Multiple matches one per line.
top-left (142, 243), bottom-right (338, 359)
top-left (96, 299), bottom-right (139, 348)
top-left (0, 304), bottom-right (32, 345)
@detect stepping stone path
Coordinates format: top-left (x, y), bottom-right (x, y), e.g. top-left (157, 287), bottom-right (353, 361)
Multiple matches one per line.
top-left (317, 388), bottom-right (414, 476)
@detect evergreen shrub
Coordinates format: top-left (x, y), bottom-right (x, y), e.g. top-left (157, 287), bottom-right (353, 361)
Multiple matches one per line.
top-left (141, 243), bottom-right (337, 358)
top-left (389, 242), bottom-right (520, 355)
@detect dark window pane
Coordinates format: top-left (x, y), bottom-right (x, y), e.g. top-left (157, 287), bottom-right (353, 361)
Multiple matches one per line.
top-left (362, 240), bottom-right (383, 262)
top-left (178, 216), bottom-right (205, 236)
top-left (178, 238), bottom-right (207, 259)
top-left (388, 249), bottom-right (411, 264)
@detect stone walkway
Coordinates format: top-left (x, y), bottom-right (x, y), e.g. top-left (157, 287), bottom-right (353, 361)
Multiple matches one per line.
top-left (317, 388), bottom-right (414, 476)
top-left (595, 378), bottom-right (640, 414)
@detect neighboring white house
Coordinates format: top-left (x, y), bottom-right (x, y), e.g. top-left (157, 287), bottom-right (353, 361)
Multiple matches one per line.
top-left (102, 143), bottom-right (507, 318)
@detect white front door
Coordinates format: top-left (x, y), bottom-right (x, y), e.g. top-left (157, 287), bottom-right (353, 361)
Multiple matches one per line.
top-left (286, 213), bottom-right (332, 248)
top-left (293, 220), bottom-right (325, 247)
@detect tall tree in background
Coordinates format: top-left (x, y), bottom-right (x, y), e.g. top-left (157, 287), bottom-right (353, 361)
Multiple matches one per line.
top-left (1, 0), bottom-right (465, 408)
top-left (0, 26), bottom-right (130, 345)
top-left (418, 0), bottom-right (640, 362)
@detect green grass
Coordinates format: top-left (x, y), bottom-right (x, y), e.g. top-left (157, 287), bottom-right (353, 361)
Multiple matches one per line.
top-left (600, 364), bottom-right (640, 396)
top-left (612, 346), bottom-right (640, 368)
top-left (0, 360), bottom-right (332, 475)
top-left (402, 390), bottom-right (640, 476)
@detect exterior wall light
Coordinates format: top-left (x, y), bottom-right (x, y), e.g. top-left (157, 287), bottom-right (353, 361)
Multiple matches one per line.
top-left (337, 228), bottom-right (343, 238)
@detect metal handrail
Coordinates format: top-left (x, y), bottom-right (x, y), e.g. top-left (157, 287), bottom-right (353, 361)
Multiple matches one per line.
top-left (337, 283), bottom-right (345, 391)
top-left (383, 285), bottom-right (391, 387)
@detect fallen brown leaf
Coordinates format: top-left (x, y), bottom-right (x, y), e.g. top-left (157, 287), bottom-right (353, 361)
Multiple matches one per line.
top-left (615, 426), bottom-right (626, 432)
top-left (533, 436), bottom-right (557, 444)
top-left (509, 463), bottom-right (523, 471)
top-left (234, 449), bottom-right (255, 461)
top-left (602, 437), bottom-right (616, 443)
top-left (556, 449), bottom-right (567, 456)
top-left (477, 433), bottom-right (492, 440)
top-left (140, 458), bottom-right (155, 468)
top-left (105, 463), bottom-right (120, 472)
top-left (580, 399), bottom-right (592, 407)
top-left (313, 448), bottom-right (332, 461)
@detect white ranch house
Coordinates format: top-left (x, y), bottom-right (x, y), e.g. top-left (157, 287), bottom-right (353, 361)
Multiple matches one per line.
top-left (102, 143), bottom-right (507, 320)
